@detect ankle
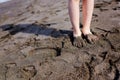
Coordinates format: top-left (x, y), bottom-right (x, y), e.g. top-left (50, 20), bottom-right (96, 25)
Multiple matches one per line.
top-left (82, 29), bottom-right (92, 35)
top-left (73, 32), bottom-right (82, 37)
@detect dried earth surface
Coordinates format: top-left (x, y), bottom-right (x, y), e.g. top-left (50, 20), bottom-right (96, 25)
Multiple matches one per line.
top-left (0, 0), bottom-right (120, 80)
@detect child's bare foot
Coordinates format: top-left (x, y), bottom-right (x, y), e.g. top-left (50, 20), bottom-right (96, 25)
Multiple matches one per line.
top-left (82, 28), bottom-right (99, 44)
top-left (73, 36), bottom-right (85, 48)
top-left (83, 34), bottom-right (99, 44)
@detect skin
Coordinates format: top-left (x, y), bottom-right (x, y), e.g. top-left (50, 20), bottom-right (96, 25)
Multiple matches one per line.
top-left (68, 0), bottom-right (94, 37)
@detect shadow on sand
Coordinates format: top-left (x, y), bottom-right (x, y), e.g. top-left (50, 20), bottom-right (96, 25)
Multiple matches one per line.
top-left (0, 23), bottom-right (73, 38)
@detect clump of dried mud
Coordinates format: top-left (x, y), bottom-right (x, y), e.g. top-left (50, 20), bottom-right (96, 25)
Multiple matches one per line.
top-left (0, 0), bottom-right (120, 80)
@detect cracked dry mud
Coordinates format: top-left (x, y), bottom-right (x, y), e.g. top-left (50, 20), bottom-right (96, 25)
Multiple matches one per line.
top-left (0, 0), bottom-right (120, 80)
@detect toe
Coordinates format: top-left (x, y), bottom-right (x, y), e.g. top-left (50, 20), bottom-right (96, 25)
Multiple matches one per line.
top-left (73, 37), bottom-right (85, 48)
top-left (85, 34), bottom-right (99, 44)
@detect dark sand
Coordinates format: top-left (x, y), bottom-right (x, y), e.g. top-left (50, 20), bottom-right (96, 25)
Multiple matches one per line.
top-left (0, 0), bottom-right (120, 80)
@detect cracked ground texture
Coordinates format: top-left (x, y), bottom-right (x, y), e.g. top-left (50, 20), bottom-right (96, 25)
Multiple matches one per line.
top-left (0, 0), bottom-right (120, 80)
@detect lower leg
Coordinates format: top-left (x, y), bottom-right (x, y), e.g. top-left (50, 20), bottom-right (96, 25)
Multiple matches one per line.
top-left (68, 0), bottom-right (81, 37)
top-left (82, 0), bottom-right (98, 43)
top-left (82, 0), bottom-right (94, 35)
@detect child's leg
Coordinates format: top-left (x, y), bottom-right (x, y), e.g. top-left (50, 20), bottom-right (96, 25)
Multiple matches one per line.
top-left (82, 0), bottom-right (94, 35)
top-left (82, 0), bottom-right (98, 43)
top-left (68, 0), bottom-right (81, 37)
top-left (68, 0), bottom-right (85, 48)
